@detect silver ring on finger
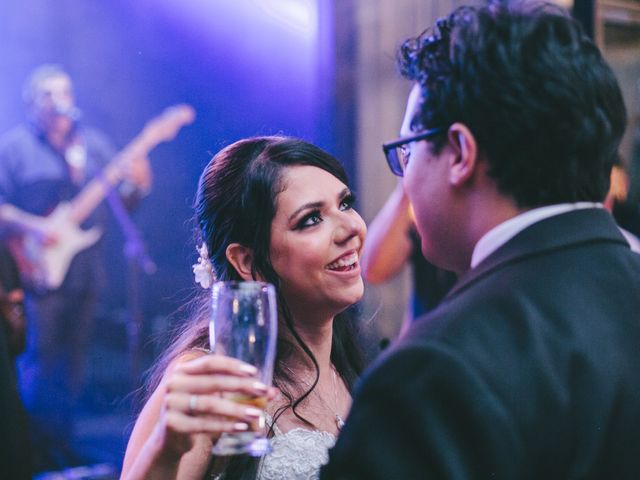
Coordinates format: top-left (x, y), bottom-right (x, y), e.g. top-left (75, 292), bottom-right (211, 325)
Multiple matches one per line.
top-left (189, 394), bottom-right (198, 414)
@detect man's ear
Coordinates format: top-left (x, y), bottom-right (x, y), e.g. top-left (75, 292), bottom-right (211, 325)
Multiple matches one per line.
top-left (447, 123), bottom-right (478, 187)
top-left (226, 243), bottom-right (255, 281)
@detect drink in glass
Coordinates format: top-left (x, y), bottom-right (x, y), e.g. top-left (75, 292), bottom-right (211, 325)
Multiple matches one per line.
top-left (209, 281), bottom-right (277, 456)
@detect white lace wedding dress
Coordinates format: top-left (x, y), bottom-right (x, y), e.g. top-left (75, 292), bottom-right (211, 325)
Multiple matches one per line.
top-left (255, 415), bottom-right (336, 480)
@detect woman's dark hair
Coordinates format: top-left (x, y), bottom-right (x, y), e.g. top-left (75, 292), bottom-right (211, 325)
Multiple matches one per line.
top-left (146, 136), bottom-right (364, 479)
top-left (398, 1), bottom-right (627, 208)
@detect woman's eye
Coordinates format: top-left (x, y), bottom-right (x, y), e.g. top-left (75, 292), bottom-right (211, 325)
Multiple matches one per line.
top-left (296, 212), bottom-right (322, 229)
top-left (340, 194), bottom-right (356, 211)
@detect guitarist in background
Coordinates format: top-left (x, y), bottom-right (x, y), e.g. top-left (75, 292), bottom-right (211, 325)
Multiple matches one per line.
top-left (0, 64), bottom-right (152, 473)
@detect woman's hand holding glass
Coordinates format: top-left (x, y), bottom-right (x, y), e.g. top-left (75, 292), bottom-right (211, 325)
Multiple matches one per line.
top-left (159, 353), bottom-right (277, 456)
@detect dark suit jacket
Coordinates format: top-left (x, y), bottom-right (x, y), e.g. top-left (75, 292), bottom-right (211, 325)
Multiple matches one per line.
top-left (322, 208), bottom-right (640, 480)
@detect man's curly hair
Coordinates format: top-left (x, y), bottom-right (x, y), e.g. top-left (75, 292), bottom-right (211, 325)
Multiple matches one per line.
top-left (398, 1), bottom-right (627, 208)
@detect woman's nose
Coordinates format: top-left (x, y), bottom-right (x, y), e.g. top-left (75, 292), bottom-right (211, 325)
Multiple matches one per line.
top-left (334, 213), bottom-right (365, 245)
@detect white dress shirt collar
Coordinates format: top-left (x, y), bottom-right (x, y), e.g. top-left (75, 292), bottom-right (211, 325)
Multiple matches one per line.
top-left (471, 202), bottom-right (604, 269)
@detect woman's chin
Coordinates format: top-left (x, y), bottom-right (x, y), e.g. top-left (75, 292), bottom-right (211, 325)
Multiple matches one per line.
top-left (333, 281), bottom-right (364, 313)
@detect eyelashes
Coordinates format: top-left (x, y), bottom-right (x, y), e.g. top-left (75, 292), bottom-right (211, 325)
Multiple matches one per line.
top-left (294, 192), bottom-right (356, 230)
top-left (296, 210), bottom-right (322, 229)
top-left (341, 193), bottom-right (356, 210)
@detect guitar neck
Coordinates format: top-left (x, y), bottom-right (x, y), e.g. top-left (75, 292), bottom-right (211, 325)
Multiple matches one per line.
top-left (68, 134), bottom-right (152, 225)
top-left (66, 104), bottom-right (195, 225)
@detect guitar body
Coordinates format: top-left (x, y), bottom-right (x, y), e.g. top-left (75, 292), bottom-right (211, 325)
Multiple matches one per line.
top-left (10, 202), bottom-right (102, 291)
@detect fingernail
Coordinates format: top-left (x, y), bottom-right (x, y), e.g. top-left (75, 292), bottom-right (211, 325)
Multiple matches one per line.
top-left (240, 364), bottom-right (258, 375)
top-left (252, 382), bottom-right (268, 392)
top-left (234, 422), bottom-right (249, 431)
top-left (245, 407), bottom-right (262, 417)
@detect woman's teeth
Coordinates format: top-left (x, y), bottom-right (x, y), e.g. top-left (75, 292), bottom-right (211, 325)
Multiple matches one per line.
top-left (327, 252), bottom-right (358, 271)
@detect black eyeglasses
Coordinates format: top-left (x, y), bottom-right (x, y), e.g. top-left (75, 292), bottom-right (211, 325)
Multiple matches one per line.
top-left (382, 127), bottom-right (443, 177)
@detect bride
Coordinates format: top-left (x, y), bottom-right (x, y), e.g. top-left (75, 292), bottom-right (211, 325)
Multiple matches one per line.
top-left (120, 136), bottom-right (367, 480)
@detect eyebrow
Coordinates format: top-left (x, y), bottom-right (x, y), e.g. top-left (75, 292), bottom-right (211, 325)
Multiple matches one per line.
top-left (287, 187), bottom-right (351, 222)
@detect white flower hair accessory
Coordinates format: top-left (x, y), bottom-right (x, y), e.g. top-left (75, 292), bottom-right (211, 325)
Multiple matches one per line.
top-left (192, 242), bottom-right (215, 289)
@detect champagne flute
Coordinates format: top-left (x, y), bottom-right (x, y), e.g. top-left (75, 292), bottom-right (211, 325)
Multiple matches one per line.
top-left (210, 281), bottom-right (277, 456)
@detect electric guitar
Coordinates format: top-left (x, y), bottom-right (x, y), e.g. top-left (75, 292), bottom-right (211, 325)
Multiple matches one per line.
top-left (9, 104), bottom-right (195, 291)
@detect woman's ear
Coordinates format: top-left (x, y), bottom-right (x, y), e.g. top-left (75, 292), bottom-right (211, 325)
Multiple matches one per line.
top-left (447, 122), bottom-right (478, 187)
top-left (226, 243), bottom-right (255, 281)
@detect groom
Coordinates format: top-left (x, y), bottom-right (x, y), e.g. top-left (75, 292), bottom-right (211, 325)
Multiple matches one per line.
top-left (322, 2), bottom-right (640, 479)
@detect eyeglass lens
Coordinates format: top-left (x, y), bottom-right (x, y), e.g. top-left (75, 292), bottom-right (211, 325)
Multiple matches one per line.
top-left (389, 145), bottom-right (410, 176)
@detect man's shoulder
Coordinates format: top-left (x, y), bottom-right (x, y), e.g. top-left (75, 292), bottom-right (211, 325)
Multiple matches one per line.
top-left (354, 317), bottom-right (502, 412)
top-left (0, 125), bottom-right (42, 173)
top-left (365, 307), bottom-right (483, 381)
top-left (0, 124), bottom-right (35, 150)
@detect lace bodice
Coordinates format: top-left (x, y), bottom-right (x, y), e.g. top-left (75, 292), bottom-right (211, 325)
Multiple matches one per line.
top-left (256, 426), bottom-right (336, 480)
top-left (210, 416), bottom-right (336, 480)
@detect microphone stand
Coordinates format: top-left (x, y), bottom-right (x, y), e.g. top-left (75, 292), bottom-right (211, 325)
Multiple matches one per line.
top-left (105, 189), bottom-right (156, 389)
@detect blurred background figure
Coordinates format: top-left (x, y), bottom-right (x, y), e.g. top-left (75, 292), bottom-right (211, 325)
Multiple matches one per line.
top-left (0, 64), bottom-right (152, 473)
top-left (0, 242), bottom-right (27, 360)
top-left (361, 83), bottom-right (459, 337)
top-left (0, 242), bottom-right (31, 479)
top-left (361, 181), bottom-right (457, 336)
top-left (606, 158), bottom-right (640, 251)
